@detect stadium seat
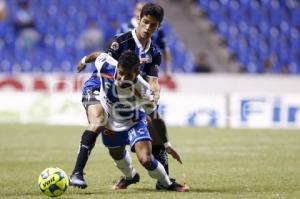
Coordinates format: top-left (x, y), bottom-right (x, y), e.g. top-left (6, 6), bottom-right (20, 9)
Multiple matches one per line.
top-left (0, 1), bottom-right (193, 73)
top-left (197, 0), bottom-right (299, 74)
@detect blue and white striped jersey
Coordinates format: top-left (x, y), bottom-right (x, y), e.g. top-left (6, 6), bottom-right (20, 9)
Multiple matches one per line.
top-left (95, 53), bottom-right (156, 132)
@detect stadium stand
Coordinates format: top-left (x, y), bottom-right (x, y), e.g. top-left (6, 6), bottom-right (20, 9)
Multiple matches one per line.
top-left (197, 0), bottom-right (300, 74)
top-left (0, 0), bottom-right (193, 73)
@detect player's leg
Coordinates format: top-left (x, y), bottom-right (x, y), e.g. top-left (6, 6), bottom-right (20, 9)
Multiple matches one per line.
top-left (101, 130), bottom-right (140, 189)
top-left (134, 140), bottom-right (171, 187)
top-left (132, 116), bottom-right (189, 192)
top-left (147, 116), bottom-right (170, 174)
top-left (70, 89), bottom-right (106, 188)
top-left (108, 146), bottom-right (140, 189)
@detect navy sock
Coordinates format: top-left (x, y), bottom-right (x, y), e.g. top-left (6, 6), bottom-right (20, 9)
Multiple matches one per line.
top-left (152, 145), bottom-right (169, 174)
top-left (73, 130), bottom-right (98, 174)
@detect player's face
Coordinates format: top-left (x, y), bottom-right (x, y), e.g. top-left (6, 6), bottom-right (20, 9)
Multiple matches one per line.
top-left (115, 65), bottom-right (139, 88)
top-left (137, 15), bottom-right (160, 40)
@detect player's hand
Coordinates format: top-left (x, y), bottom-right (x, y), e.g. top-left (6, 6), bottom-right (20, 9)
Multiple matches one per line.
top-left (77, 62), bottom-right (87, 73)
top-left (166, 146), bottom-right (182, 164)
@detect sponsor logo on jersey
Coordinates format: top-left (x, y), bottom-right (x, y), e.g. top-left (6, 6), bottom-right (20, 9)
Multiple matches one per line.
top-left (140, 54), bottom-right (152, 64)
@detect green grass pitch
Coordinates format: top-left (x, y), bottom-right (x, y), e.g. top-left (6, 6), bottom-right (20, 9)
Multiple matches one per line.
top-left (0, 124), bottom-right (300, 199)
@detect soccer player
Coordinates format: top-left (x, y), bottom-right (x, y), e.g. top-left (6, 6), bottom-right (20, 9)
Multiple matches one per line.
top-left (92, 50), bottom-right (189, 192)
top-left (71, 2), bottom-right (181, 189)
top-left (117, 2), bottom-right (172, 80)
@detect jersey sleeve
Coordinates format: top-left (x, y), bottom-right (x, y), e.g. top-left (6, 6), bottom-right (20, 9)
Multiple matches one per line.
top-left (95, 53), bottom-right (107, 72)
top-left (106, 36), bottom-right (122, 60)
top-left (95, 53), bottom-right (117, 74)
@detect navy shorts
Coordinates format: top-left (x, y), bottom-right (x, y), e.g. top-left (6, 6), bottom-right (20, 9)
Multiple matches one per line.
top-left (101, 116), bottom-right (152, 151)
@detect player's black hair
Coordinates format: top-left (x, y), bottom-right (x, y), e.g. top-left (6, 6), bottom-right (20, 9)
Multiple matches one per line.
top-left (140, 3), bottom-right (164, 24)
top-left (118, 50), bottom-right (140, 72)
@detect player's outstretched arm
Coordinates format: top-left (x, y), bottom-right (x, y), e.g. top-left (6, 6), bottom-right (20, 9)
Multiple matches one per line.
top-left (77, 51), bottom-right (102, 73)
top-left (162, 49), bottom-right (172, 80)
top-left (165, 143), bottom-right (182, 164)
top-left (147, 76), bottom-right (161, 103)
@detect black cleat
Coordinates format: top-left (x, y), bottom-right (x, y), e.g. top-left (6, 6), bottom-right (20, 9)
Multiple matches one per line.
top-left (69, 172), bottom-right (88, 189)
top-left (166, 181), bottom-right (189, 192)
top-left (156, 177), bottom-right (176, 190)
top-left (156, 179), bottom-right (189, 192)
top-left (112, 173), bottom-right (140, 190)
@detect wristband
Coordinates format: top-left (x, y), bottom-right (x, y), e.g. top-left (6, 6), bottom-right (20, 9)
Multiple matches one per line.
top-left (81, 56), bottom-right (87, 64)
top-left (164, 142), bottom-right (171, 148)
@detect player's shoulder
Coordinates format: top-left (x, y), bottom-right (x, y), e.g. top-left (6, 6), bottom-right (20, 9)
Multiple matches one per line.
top-left (109, 31), bottom-right (134, 53)
top-left (95, 53), bottom-right (117, 76)
top-left (114, 31), bottom-right (133, 44)
top-left (96, 53), bottom-right (117, 65)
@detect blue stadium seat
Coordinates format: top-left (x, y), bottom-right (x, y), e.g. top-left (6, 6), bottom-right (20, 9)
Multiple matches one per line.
top-left (0, 1), bottom-right (192, 73)
top-left (197, 0), bottom-right (299, 74)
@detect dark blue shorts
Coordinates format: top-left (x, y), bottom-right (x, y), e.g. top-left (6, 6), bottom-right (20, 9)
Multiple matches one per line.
top-left (101, 116), bottom-right (152, 151)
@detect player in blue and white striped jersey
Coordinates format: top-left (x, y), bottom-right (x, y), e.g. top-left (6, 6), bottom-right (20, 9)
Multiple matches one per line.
top-left (94, 51), bottom-right (156, 133)
top-left (90, 50), bottom-right (188, 192)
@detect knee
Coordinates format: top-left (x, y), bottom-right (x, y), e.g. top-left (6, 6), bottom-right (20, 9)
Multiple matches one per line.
top-left (109, 149), bottom-right (124, 160)
top-left (88, 116), bottom-right (105, 133)
top-left (138, 155), bottom-right (152, 168)
top-left (88, 124), bottom-right (103, 133)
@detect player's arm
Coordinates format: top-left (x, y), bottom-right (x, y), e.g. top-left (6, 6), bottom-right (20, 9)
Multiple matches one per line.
top-left (156, 30), bottom-right (172, 80)
top-left (148, 76), bottom-right (160, 103)
top-left (148, 109), bottom-right (182, 164)
top-left (144, 52), bottom-right (162, 103)
top-left (162, 48), bottom-right (172, 80)
top-left (77, 51), bottom-right (102, 73)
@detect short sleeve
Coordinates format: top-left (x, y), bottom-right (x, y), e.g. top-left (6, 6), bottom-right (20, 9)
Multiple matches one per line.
top-left (106, 37), bottom-right (122, 60)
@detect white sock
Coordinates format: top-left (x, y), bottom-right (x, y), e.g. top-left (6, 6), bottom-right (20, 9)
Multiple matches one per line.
top-left (147, 160), bottom-right (172, 187)
top-left (113, 150), bottom-right (137, 179)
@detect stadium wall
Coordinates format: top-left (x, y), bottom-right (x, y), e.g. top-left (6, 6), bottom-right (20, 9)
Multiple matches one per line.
top-left (0, 74), bottom-right (299, 129)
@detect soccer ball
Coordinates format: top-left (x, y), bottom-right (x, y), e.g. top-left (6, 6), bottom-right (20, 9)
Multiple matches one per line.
top-left (38, 167), bottom-right (69, 197)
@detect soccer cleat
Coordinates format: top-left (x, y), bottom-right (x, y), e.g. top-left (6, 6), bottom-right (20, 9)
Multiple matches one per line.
top-left (158, 181), bottom-right (190, 192)
top-left (112, 173), bottom-right (140, 190)
top-left (69, 172), bottom-right (88, 189)
top-left (155, 177), bottom-right (176, 190)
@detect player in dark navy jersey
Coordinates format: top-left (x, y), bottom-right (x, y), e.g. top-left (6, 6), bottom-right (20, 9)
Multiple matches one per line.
top-left (70, 3), bottom-right (182, 190)
top-left (117, 2), bottom-right (172, 80)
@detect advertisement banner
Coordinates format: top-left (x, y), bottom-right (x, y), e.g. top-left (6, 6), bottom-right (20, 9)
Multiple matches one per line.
top-left (0, 92), bottom-right (227, 127)
top-left (229, 93), bottom-right (300, 128)
top-left (0, 92), bottom-right (86, 125)
top-left (159, 92), bottom-right (227, 127)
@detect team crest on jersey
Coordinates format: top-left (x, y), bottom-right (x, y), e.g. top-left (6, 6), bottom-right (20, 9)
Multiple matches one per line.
top-left (140, 54), bottom-right (152, 64)
top-left (110, 41), bottom-right (119, 50)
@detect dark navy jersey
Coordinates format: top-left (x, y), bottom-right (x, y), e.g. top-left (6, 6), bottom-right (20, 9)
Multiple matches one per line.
top-left (117, 18), bottom-right (167, 52)
top-left (106, 29), bottom-right (161, 78)
top-left (82, 29), bottom-right (161, 94)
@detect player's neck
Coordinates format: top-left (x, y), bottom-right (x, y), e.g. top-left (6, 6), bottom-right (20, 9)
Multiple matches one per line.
top-left (135, 30), bottom-right (149, 49)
